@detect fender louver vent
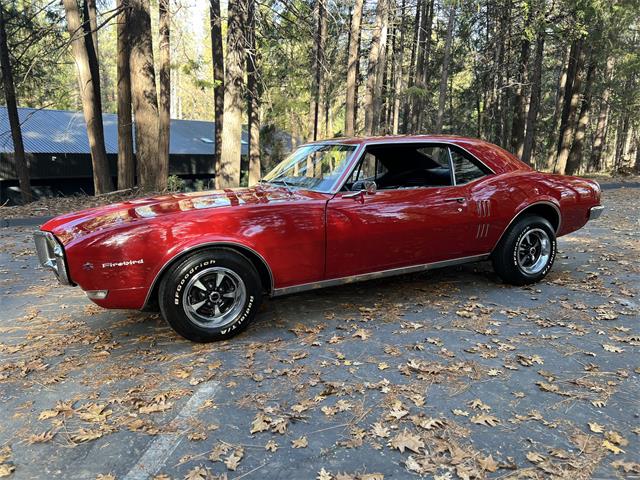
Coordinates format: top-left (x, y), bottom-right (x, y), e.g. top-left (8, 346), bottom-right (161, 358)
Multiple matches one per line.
top-left (476, 200), bottom-right (491, 238)
top-left (477, 200), bottom-right (491, 218)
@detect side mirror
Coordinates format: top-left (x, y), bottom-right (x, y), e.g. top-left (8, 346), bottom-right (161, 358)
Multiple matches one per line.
top-left (363, 180), bottom-right (377, 195)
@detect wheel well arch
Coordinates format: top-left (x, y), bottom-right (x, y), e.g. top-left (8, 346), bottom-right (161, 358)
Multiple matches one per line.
top-left (142, 242), bottom-right (274, 310)
top-left (493, 201), bottom-right (561, 253)
top-left (517, 202), bottom-right (561, 233)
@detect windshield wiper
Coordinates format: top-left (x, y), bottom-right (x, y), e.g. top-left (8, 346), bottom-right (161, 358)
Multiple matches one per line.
top-left (264, 177), bottom-right (293, 192)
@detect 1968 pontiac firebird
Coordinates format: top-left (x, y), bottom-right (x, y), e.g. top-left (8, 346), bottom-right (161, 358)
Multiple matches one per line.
top-left (35, 135), bottom-right (603, 342)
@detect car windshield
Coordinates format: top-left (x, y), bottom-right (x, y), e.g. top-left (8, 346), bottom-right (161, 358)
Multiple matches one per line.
top-left (261, 144), bottom-right (356, 192)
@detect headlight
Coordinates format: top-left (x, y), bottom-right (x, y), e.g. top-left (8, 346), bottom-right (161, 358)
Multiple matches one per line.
top-left (33, 231), bottom-right (73, 286)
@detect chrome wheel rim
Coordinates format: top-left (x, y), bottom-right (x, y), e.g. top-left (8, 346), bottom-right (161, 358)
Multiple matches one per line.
top-left (183, 267), bottom-right (246, 328)
top-left (516, 228), bottom-right (551, 275)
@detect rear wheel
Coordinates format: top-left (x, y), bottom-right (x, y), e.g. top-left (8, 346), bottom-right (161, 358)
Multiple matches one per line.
top-left (158, 249), bottom-right (262, 342)
top-left (492, 215), bottom-right (556, 285)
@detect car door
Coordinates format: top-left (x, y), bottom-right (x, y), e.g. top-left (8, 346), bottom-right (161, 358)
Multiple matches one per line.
top-left (325, 143), bottom-right (481, 279)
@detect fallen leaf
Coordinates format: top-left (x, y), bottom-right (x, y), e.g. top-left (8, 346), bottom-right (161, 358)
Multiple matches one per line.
top-left (478, 455), bottom-right (499, 472)
top-left (292, 436), bottom-right (308, 448)
top-left (389, 430), bottom-right (424, 453)
top-left (471, 413), bottom-right (500, 427)
top-left (225, 448), bottom-right (244, 471)
top-left (588, 422), bottom-right (604, 433)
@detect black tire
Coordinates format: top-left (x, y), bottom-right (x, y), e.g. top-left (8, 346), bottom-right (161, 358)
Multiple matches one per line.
top-left (491, 215), bottom-right (556, 286)
top-left (158, 248), bottom-right (262, 342)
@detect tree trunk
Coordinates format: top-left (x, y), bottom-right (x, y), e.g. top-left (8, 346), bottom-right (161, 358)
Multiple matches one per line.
top-left (614, 115), bottom-right (629, 170)
top-left (435, 6), bottom-right (455, 133)
top-left (521, 29), bottom-right (544, 167)
top-left (246, 0), bottom-right (261, 186)
top-left (158, 0), bottom-right (170, 190)
top-left (565, 56), bottom-right (595, 175)
top-left (544, 44), bottom-right (570, 169)
top-left (344, 0), bottom-right (363, 137)
top-left (589, 57), bottom-right (614, 172)
top-left (401, 0), bottom-right (421, 132)
top-left (210, 0), bottom-right (224, 169)
top-left (410, 0), bottom-right (433, 132)
top-left (634, 134), bottom-right (640, 174)
top-left (84, 0), bottom-right (99, 58)
top-left (364, 0), bottom-right (389, 135)
top-left (217, 0), bottom-right (246, 188)
top-left (62, 0), bottom-right (113, 194)
top-left (0, 5), bottom-right (32, 203)
top-left (308, 0), bottom-right (326, 141)
top-left (117, 0), bottom-right (135, 189)
top-left (391, 0), bottom-right (406, 135)
top-left (510, 10), bottom-right (531, 158)
top-left (554, 39), bottom-right (584, 174)
top-left (129, 0), bottom-right (159, 191)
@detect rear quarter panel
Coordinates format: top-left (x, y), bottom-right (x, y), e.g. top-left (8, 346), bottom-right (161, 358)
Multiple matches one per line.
top-left (469, 170), bottom-right (600, 254)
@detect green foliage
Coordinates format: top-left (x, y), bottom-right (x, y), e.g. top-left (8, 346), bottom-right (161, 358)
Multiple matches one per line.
top-left (167, 174), bottom-right (185, 192)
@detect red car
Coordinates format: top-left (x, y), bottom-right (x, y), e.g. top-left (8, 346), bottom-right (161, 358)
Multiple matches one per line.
top-left (35, 135), bottom-right (603, 342)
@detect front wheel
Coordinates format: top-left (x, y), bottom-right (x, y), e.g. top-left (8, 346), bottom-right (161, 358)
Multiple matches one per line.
top-left (492, 215), bottom-right (556, 285)
top-left (158, 249), bottom-right (262, 342)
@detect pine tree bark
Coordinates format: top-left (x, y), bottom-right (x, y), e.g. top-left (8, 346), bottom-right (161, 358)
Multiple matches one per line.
top-left (84, 0), bottom-right (99, 58)
top-left (309, 0), bottom-right (326, 141)
top-left (401, 0), bottom-right (421, 132)
top-left (364, 0), bottom-right (389, 135)
top-left (246, 0), bottom-right (261, 186)
top-left (554, 39), bottom-right (584, 174)
top-left (217, 0), bottom-right (246, 188)
top-left (129, 0), bottom-right (159, 191)
top-left (209, 0), bottom-right (224, 169)
top-left (521, 29), bottom-right (544, 167)
top-left (410, 0), bottom-right (433, 132)
top-left (117, 0), bottom-right (135, 189)
top-left (544, 44), bottom-right (570, 169)
top-left (344, 0), bottom-right (363, 137)
top-left (510, 10), bottom-right (531, 158)
top-left (565, 56), bottom-right (595, 175)
top-left (391, 0), bottom-right (406, 134)
top-left (435, 6), bottom-right (455, 133)
top-left (62, 0), bottom-right (113, 194)
top-left (589, 57), bottom-right (614, 172)
top-left (0, 5), bottom-right (32, 203)
top-left (158, 0), bottom-right (170, 190)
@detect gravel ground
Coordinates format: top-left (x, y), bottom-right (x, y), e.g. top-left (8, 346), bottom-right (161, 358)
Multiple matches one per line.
top-left (0, 184), bottom-right (638, 480)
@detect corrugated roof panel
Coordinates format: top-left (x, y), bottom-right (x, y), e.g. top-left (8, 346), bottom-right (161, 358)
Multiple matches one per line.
top-left (0, 107), bottom-right (249, 156)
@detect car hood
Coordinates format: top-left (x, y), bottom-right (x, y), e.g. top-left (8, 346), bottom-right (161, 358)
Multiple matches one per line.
top-left (42, 185), bottom-right (321, 245)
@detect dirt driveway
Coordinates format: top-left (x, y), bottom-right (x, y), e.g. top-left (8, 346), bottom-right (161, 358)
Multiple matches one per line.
top-left (0, 184), bottom-right (638, 479)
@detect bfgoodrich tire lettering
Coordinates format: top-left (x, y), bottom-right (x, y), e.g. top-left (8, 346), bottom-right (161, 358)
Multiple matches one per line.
top-left (492, 215), bottom-right (556, 286)
top-left (159, 248), bottom-right (262, 342)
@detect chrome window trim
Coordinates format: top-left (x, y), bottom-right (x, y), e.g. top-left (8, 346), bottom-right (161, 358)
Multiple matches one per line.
top-left (333, 140), bottom-right (496, 194)
top-left (272, 253), bottom-right (490, 297)
top-left (142, 241), bottom-right (275, 309)
top-left (261, 142), bottom-right (359, 194)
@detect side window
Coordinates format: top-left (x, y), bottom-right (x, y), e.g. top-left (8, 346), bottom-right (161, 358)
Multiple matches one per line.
top-left (450, 148), bottom-right (489, 185)
top-left (347, 153), bottom-right (387, 186)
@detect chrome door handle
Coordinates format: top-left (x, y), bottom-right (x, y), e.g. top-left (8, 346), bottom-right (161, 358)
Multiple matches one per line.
top-left (445, 197), bottom-right (466, 204)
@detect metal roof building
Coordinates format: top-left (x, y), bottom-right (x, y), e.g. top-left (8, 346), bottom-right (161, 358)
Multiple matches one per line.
top-left (0, 106), bottom-right (248, 156)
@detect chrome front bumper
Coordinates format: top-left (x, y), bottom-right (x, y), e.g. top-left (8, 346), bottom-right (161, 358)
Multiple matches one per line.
top-left (33, 231), bottom-right (73, 285)
top-left (589, 205), bottom-right (604, 220)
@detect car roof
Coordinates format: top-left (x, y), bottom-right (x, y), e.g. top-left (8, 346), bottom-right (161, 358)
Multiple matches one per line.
top-left (314, 134), bottom-right (485, 146)
top-left (306, 134), bottom-right (530, 174)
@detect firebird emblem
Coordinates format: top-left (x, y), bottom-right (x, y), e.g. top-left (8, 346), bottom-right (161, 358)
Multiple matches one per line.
top-left (82, 262), bottom-right (94, 270)
top-left (102, 259), bottom-right (145, 269)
